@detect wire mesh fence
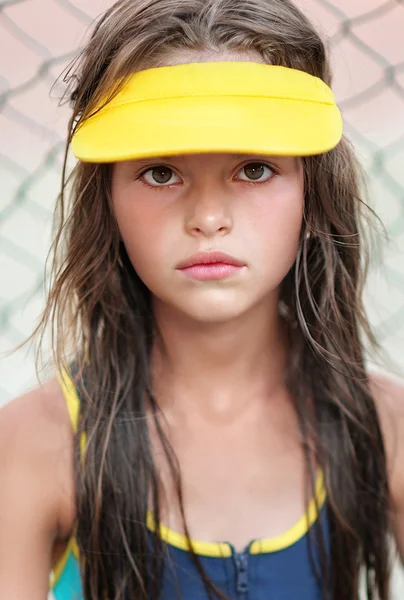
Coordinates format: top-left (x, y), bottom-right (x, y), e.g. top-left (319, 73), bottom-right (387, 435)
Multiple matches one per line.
top-left (0, 0), bottom-right (404, 597)
top-left (1, 0), bottom-right (404, 400)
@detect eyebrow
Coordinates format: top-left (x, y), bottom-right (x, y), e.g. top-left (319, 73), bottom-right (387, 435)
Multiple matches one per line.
top-left (130, 153), bottom-right (285, 164)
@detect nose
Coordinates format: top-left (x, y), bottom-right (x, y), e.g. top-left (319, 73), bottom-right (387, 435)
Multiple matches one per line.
top-left (184, 184), bottom-right (233, 238)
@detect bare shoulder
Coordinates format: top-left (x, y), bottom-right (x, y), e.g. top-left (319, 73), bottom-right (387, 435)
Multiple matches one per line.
top-left (0, 377), bottom-right (76, 537)
top-left (369, 372), bottom-right (404, 504)
top-left (0, 378), bottom-right (76, 597)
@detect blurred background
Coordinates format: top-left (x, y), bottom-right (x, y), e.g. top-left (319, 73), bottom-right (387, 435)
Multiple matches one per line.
top-left (0, 0), bottom-right (403, 596)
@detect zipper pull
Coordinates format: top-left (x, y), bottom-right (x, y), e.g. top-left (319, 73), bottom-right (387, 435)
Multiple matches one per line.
top-left (235, 552), bottom-right (249, 595)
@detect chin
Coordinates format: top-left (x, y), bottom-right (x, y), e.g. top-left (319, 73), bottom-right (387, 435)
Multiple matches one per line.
top-left (153, 284), bottom-right (279, 325)
top-left (188, 308), bottom-right (246, 324)
top-left (176, 294), bottom-right (256, 325)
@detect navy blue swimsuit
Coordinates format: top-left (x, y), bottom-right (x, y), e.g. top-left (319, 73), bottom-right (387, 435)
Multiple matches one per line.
top-left (51, 372), bottom-right (329, 599)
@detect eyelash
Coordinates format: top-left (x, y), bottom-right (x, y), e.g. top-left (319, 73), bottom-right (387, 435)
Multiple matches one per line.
top-left (137, 173), bottom-right (177, 192)
top-left (136, 162), bottom-right (278, 191)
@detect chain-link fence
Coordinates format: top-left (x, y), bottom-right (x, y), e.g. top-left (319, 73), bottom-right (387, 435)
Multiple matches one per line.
top-left (1, 0), bottom-right (404, 399)
top-left (0, 0), bottom-right (404, 597)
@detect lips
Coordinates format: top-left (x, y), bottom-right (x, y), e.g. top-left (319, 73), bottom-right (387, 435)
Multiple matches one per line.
top-left (176, 251), bottom-right (245, 270)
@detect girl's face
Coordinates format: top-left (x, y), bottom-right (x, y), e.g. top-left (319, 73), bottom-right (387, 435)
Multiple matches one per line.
top-left (112, 153), bottom-right (304, 323)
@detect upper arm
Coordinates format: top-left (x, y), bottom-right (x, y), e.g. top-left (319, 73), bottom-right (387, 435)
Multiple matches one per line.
top-left (0, 379), bottom-right (75, 600)
top-left (370, 373), bottom-right (404, 560)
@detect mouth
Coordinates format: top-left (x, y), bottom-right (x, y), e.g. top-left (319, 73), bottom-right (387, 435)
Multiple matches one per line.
top-left (176, 251), bottom-right (245, 281)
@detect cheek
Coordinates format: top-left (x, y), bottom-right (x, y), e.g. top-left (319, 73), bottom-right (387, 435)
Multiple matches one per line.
top-left (249, 180), bottom-right (304, 258)
top-left (113, 192), bottom-right (173, 278)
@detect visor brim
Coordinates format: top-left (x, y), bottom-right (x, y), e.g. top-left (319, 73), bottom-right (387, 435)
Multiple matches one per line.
top-left (72, 95), bottom-right (343, 162)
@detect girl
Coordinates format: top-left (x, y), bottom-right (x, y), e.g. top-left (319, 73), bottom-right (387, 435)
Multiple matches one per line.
top-left (0, 1), bottom-right (403, 599)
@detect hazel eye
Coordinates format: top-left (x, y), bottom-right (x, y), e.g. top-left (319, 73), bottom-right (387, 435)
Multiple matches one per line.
top-left (236, 162), bottom-right (274, 182)
top-left (141, 166), bottom-right (181, 186)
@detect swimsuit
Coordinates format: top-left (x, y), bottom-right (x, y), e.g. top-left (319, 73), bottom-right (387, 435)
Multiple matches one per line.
top-left (51, 373), bottom-right (330, 599)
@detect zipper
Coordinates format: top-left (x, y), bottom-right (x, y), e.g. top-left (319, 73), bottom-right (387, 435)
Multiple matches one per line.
top-left (234, 551), bottom-right (249, 599)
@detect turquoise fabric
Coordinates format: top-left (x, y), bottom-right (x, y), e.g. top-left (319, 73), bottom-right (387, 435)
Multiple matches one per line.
top-left (53, 550), bottom-right (82, 600)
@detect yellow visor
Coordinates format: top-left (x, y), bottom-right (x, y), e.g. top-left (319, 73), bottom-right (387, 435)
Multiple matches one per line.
top-left (71, 62), bottom-right (343, 162)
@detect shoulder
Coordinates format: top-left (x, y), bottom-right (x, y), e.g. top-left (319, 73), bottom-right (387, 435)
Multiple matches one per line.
top-left (369, 371), bottom-right (404, 557)
top-left (0, 377), bottom-right (76, 538)
top-left (369, 372), bottom-right (404, 506)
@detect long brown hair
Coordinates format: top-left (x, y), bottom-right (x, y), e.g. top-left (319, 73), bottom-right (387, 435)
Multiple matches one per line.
top-left (36, 0), bottom-right (391, 598)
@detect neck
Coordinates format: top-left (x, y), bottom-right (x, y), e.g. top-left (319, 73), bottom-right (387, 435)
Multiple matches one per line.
top-left (151, 295), bottom-right (288, 420)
